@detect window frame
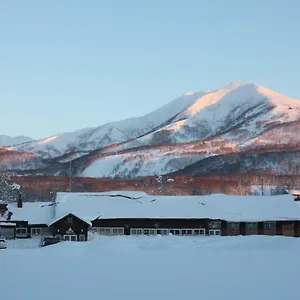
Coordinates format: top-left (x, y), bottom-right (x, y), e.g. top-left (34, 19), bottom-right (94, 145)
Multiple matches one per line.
top-left (31, 228), bottom-right (41, 235)
top-left (79, 234), bottom-right (86, 241)
top-left (194, 229), bottom-right (206, 236)
top-left (246, 222), bottom-right (258, 230)
top-left (263, 221), bottom-right (276, 230)
top-left (209, 229), bottom-right (221, 236)
top-left (209, 221), bottom-right (221, 229)
top-left (64, 234), bottom-right (77, 241)
top-left (16, 228), bottom-right (28, 235)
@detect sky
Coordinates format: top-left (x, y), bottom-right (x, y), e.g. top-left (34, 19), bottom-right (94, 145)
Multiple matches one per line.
top-left (0, 0), bottom-right (299, 139)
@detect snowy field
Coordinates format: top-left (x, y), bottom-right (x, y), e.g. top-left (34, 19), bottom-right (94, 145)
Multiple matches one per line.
top-left (1, 235), bottom-right (299, 300)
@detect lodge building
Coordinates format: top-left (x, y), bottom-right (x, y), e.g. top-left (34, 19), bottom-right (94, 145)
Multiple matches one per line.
top-left (1, 191), bottom-right (300, 241)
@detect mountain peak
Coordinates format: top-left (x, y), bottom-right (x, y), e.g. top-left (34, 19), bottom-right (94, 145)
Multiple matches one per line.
top-left (224, 81), bottom-right (246, 89)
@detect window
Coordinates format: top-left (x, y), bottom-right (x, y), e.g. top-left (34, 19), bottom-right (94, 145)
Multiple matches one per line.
top-left (16, 228), bottom-right (27, 235)
top-left (169, 229), bottom-right (181, 235)
top-left (145, 229), bottom-right (156, 235)
top-left (137, 228), bottom-right (143, 235)
top-left (130, 228), bottom-right (144, 235)
top-left (246, 222), bottom-right (258, 230)
top-left (181, 229), bottom-right (194, 236)
top-left (98, 227), bottom-right (124, 235)
top-left (194, 229), bottom-right (205, 236)
top-left (67, 217), bottom-right (73, 224)
top-left (209, 230), bottom-right (221, 236)
top-left (227, 222), bottom-right (240, 229)
top-left (149, 229), bottom-right (156, 235)
top-left (79, 234), bottom-right (86, 241)
top-left (210, 221), bottom-right (221, 229)
top-left (264, 222), bottom-right (276, 229)
top-left (112, 227), bottom-right (124, 235)
top-left (161, 229), bottom-right (169, 235)
top-left (186, 229), bottom-right (193, 236)
top-left (64, 235), bottom-right (77, 241)
top-left (99, 227), bottom-right (112, 235)
top-left (31, 228), bottom-right (41, 235)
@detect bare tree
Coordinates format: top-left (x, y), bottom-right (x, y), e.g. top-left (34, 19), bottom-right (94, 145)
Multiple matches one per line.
top-left (0, 173), bottom-right (21, 202)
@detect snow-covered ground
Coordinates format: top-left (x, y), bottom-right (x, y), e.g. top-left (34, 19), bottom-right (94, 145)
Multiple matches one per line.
top-left (1, 235), bottom-right (299, 300)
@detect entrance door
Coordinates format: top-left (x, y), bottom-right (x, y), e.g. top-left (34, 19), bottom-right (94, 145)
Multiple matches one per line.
top-left (64, 235), bottom-right (77, 241)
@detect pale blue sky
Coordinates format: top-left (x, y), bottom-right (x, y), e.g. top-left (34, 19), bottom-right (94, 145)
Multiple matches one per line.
top-left (0, 0), bottom-right (299, 139)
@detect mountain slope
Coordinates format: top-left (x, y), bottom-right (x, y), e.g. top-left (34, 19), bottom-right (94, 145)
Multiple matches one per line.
top-left (1, 82), bottom-right (299, 179)
top-left (10, 91), bottom-right (208, 159)
top-left (79, 82), bottom-right (300, 178)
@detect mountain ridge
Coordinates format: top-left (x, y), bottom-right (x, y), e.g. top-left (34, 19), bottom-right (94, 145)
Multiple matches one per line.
top-left (1, 82), bottom-right (299, 179)
top-left (0, 135), bottom-right (33, 147)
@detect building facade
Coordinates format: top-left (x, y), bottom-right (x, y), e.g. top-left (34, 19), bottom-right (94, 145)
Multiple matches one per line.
top-left (1, 191), bottom-right (300, 241)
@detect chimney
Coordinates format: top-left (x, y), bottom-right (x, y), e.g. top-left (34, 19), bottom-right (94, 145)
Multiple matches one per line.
top-left (17, 193), bottom-right (23, 208)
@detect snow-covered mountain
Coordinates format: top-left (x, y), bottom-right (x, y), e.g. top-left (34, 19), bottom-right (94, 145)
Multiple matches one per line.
top-left (2, 82), bottom-right (300, 178)
top-left (79, 82), bottom-right (300, 178)
top-left (0, 135), bottom-right (33, 146)
top-left (10, 91), bottom-right (208, 159)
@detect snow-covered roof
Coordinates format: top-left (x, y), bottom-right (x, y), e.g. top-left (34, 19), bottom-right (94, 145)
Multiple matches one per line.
top-left (0, 222), bottom-right (16, 227)
top-left (54, 191), bottom-right (300, 222)
top-left (49, 212), bottom-right (92, 227)
top-left (5, 202), bottom-right (55, 225)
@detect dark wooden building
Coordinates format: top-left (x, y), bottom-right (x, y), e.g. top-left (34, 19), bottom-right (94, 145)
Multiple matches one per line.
top-left (90, 217), bottom-right (300, 237)
top-left (49, 213), bottom-right (90, 241)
